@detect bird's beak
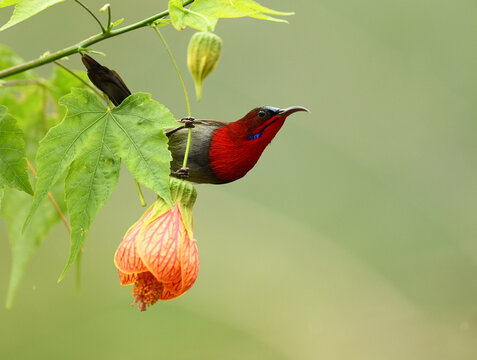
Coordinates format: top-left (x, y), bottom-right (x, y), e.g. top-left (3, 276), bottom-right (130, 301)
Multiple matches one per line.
top-left (278, 106), bottom-right (310, 116)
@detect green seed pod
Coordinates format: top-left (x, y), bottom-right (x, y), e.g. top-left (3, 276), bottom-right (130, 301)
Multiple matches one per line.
top-left (187, 31), bottom-right (222, 101)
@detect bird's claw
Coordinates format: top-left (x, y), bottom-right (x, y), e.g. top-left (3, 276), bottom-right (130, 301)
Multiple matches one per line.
top-left (180, 117), bottom-right (195, 128)
top-left (173, 167), bottom-right (190, 179)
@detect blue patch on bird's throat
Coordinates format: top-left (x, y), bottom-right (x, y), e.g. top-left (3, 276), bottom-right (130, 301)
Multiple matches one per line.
top-left (247, 130), bottom-right (264, 140)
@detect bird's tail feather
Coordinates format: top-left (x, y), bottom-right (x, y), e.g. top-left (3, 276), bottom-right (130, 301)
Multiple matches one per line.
top-left (81, 54), bottom-right (131, 106)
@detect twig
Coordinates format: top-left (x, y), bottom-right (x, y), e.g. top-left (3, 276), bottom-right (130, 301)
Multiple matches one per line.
top-left (0, 79), bottom-right (46, 87)
top-left (74, 0), bottom-right (106, 33)
top-left (26, 160), bottom-right (71, 234)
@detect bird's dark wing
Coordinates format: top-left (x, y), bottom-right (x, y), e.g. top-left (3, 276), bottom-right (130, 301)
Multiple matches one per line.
top-left (81, 55), bottom-right (131, 106)
top-left (165, 119), bottom-right (227, 137)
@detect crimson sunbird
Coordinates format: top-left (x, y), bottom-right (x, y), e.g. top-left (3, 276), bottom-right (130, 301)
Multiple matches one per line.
top-left (81, 55), bottom-right (309, 184)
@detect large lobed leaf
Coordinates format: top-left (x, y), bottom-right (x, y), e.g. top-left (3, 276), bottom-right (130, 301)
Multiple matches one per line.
top-left (0, 0), bottom-right (65, 31)
top-left (0, 106), bottom-right (33, 195)
top-left (24, 88), bottom-right (178, 277)
top-left (169, 0), bottom-right (294, 32)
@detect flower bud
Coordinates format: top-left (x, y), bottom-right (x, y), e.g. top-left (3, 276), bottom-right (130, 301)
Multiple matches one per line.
top-left (187, 31), bottom-right (222, 100)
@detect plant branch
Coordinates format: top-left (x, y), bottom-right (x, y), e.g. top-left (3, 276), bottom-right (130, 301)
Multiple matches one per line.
top-left (0, 0), bottom-right (195, 79)
top-left (74, 0), bottom-right (106, 33)
top-left (135, 180), bottom-right (147, 207)
top-left (26, 160), bottom-right (71, 234)
top-left (182, 129), bottom-right (193, 169)
top-left (0, 79), bottom-right (46, 87)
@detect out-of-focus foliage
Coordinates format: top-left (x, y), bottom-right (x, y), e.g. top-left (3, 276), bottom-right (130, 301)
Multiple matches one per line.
top-left (0, 107), bottom-right (32, 194)
top-left (169, 0), bottom-right (293, 31)
top-left (0, 45), bottom-right (75, 307)
top-left (0, 0), bottom-right (65, 31)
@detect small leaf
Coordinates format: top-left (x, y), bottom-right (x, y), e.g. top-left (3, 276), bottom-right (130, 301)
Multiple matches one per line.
top-left (0, 0), bottom-right (65, 31)
top-left (169, 0), bottom-right (294, 32)
top-left (79, 48), bottom-right (106, 57)
top-left (2, 185), bottom-right (64, 308)
top-left (111, 18), bottom-right (124, 28)
top-left (0, 106), bottom-right (33, 195)
top-left (152, 18), bottom-right (171, 28)
top-left (24, 89), bottom-right (178, 276)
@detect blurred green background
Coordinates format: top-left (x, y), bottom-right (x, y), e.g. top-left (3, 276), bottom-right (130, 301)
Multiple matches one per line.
top-left (1, 0), bottom-right (477, 359)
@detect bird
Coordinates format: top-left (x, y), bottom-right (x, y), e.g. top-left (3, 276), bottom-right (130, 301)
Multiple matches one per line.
top-left (81, 54), bottom-right (309, 184)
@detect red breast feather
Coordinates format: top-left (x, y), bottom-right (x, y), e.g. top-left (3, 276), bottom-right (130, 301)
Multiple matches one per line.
top-left (208, 117), bottom-right (286, 183)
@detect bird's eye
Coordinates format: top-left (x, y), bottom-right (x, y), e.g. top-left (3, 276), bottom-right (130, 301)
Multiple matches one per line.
top-left (258, 110), bottom-right (266, 118)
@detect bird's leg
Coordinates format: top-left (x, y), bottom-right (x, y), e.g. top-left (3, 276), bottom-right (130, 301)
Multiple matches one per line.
top-left (180, 117), bottom-right (196, 128)
top-left (173, 167), bottom-right (190, 179)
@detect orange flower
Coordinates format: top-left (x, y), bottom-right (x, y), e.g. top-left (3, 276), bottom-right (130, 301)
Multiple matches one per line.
top-left (114, 179), bottom-right (198, 311)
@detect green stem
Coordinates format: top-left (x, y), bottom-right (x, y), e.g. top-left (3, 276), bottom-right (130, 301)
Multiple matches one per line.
top-left (0, 0), bottom-right (195, 79)
top-left (153, 27), bottom-right (191, 117)
top-left (76, 250), bottom-right (82, 294)
top-left (106, 5), bottom-right (112, 31)
top-left (74, 0), bottom-right (106, 33)
top-left (0, 79), bottom-right (46, 87)
top-left (152, 27), bottom-right (193, 169)
top-left (135, 180), bottom-right (147, 207)
top-left (182, 129), bottom-right (193, 169)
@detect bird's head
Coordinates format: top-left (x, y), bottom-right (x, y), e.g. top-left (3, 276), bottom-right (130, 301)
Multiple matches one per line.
top-left (209, 105), bottom-right (309, 182)
top-left (228, 105), bottom-right (309, 142)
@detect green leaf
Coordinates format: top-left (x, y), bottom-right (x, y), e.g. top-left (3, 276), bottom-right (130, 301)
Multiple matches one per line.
top-left (24, 88), bottom-right (178, 276)
top-left (0, 0), bottom-right (18, 9)
top-left (48, 67), bottom-right (89, 126)
top-left (169, 0), bottom-right (212, 31)
top-left (2, 185), bottom-right (64, 308)
top-left (60, 123), bottom-right (120, 280)
top-left (111, 18), bottom-right (124, 28)
top-left (49, 67), bottom-right (89, 100)
top-left (0, 106), bottom-right (33, 195)
top-left (169, 0), bottom-right (294, 32)
top-left (0, 46), bottom-right (54, 157)
top-left (0, 0), bottom-right (65, 31)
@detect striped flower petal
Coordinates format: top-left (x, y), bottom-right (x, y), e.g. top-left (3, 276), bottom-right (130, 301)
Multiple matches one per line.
top-left (114, 205), bottom-right (154, 274)
top-left (136, 204), bottom-right (184, 283)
